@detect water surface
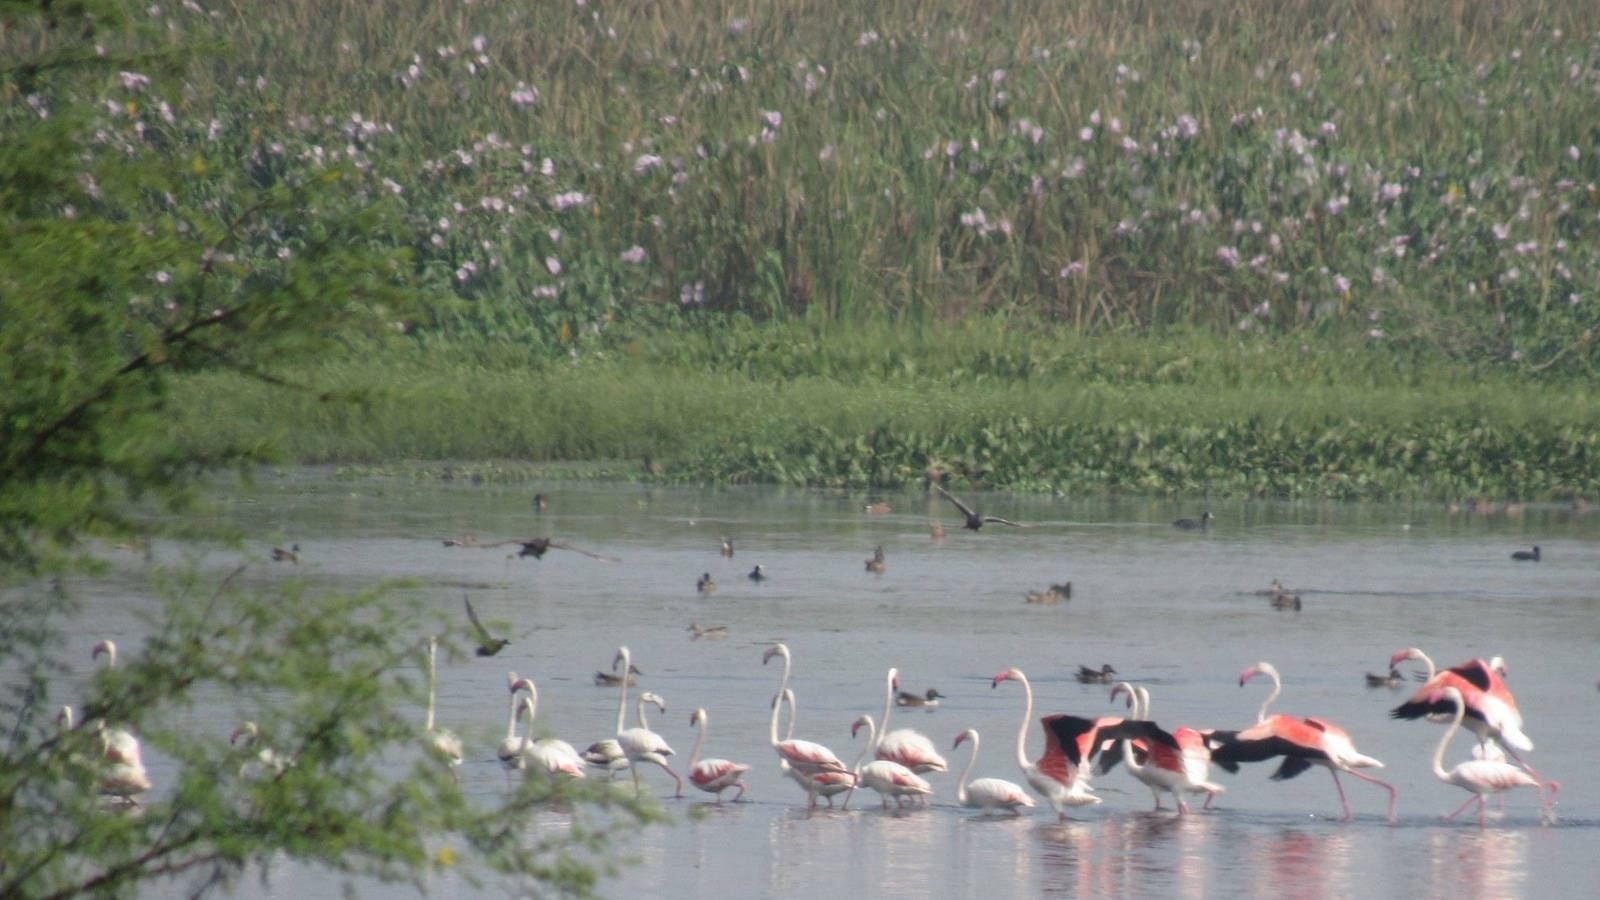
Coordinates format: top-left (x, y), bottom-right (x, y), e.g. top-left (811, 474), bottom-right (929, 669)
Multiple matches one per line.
top-left (73, 476), bottom-right (1600, 898)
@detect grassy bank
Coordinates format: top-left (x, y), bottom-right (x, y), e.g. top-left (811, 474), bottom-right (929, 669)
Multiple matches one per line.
top-left (171, 325), bottom-right (1600, 501)
top-left (14, 0), bottom-right (1597, 372)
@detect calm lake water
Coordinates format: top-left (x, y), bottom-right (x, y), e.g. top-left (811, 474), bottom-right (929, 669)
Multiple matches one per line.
top-left (72, 474), bottom-right (1600, 898)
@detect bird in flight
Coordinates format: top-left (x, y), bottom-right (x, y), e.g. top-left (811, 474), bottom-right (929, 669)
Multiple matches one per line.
top-left (482, 537), bottom-right (619, 562)
top-left (934, 485), bottom-right (1027, 530)
top-left (463, 596), bottom-right (511, 657)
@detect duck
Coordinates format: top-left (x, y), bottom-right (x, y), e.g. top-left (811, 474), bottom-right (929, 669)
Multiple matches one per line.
top-left (270, 543), bottom-right (300, 563)
top-left (532, 493), bottom-right (549, 512)
top-left (696, 572), bottom-right (717, 595)
top-left (895, 688), bottom-right (946, 708)
top-left (748, 564), bottom-right (768, 582)
top-left (1269, 590), bottom-right (1303, 611)
top-left (441, 533), bottom-right (476, 548)
top-left (720, 537), bottom-right (734, 557)
top-left (1172, 511), bottom-right (1214, 530)
top-left (1025, 583), bottom-right (1072, 605)
top-left (687, 622), bottom-right (729, 640)
top-left (1076, 664), bottom-right (1118, 684)
top-left (1365, 668), bottom-right (1403, 689)
top-left (864, 502), bottom-right (894, 514)
top-left (930, 521), bottom-right (946, 542)
top-left (865, 546), bottom-right (887, 573)
top-left (1511, 545), bottom-right (1541, 562)
top-left (595, 663), bottom-right (643, 688)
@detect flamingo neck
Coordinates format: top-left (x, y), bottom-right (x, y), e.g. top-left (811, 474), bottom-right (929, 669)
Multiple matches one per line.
top-left (614, 648), bottom-right (631, 735)
top-left (1415, 649), bottom-right (1437, 681)
top-left (767, 649), bottom-right (791, 747)
top-left (504, 688), bottom-right (521, 743)
top-left (878, 668), bottom-right (897, 750)
top-left (1136, 686), bottom-right (1152, 720)
top-left (957, 731), bottom-right (979, 804)
top-left (518, 695), bottom-right (537, 752)
top-left (1431, 690), bottom-right (1464, 781)
top-left (852, 716), bottom-right (877, 775)
top-left (1255, 668), bottom-right (1281, 724)
top-left (1012, 671), bottom-right (1034, 771)
top-left (425, 638), bottom-right (439, 731)
top-left (689, 713), bottom-right (706, 768)
top-left (635, 694), bottom-right (652, 731)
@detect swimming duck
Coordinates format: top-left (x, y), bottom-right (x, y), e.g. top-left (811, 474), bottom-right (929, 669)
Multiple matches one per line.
top-left (865, 546), bottom-right (887, 573)
top-left (1511, 545), bottom-right (1541, 562)
top-left (748, 564), bottom-right (768, 582)
top-left (441, 533), bottom-right (476, 548)
top-left (697, 572), bottom-right (717, 595)
top-left (1172, 511), bottom-right (1214, 530)
top-left (1365, 668), bottom-right (1402, 689)
top-left (895, 688), bottom-right (946, 708)
top-left (532, 494), bottom-right (549, 511)
top-left (720, 537), bottom-right (734, 557)
top-left (594, 664), bottom-right (643, 688)
top-left (687, 622), bottom-right (729, 640)
top-left (935, 485), bottom-right (1027, 531)
top-left (271, 544), bottom-right (300, 564)
top-left (864, 502), bottom-right (894, 514)
top-left (1076, 664), bottom-right (1117, 684)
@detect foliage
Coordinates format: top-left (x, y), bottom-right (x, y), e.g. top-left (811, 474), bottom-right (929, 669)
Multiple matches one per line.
top-left (168, 325), bottom-right (1600, 501)
top-left (121, 0), bottom-right (1600, 376)
top-left (1, 3), bottom-right (650, 898)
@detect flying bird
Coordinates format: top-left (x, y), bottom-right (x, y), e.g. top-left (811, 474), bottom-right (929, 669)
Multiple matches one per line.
top-left (483, 537), bottom-right (619, 562)
top-left (463, 596), bottom-right (510, 657)
top-left (935, 485), bottom-right (1027, 530)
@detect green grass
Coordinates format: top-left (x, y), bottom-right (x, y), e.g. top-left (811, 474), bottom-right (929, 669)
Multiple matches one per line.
top-left (169, 324), bottom-right (1600, 500)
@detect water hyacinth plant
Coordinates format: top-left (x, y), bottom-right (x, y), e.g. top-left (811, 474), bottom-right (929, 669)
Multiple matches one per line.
top-left (28, 0), bottom-right (1591, 372)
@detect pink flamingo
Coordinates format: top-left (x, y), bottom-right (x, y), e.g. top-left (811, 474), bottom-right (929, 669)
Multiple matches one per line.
top-left (498, 673), bottom-right (532, 780)
top-left (89, 641), bottom-right (151, 804)
top-left (687, 707), bottom-right (751, 803)
top-left (1390, 649), bottom-right (1534, 771)
top-left (1106, 683), bottom-right (1222, 813)
top-left (762, 644), bottom-right (850, 785)
top-left (772, 689), bottom-right (856, 809)
top-left (849, 714), bottom-right (933, 808)
top-left (419, 636), bottom-right (464, 774)
top-left (1210, 662), bottom-right (1397, 822)
top-left (517, 682), bottom-right (587, 780)
top-left (991, 668), bottom-right (1158, 820)
top-left (580, 647), bottom-right (640, 778)
top-left (1427, 686), bottom-right (1557, 826)
top-left (952, 728), bottom-right (1035, 815)
top-left (875, 668), bottom-right (949, 775)
top-left (617, 684), bottom-right (682, 798)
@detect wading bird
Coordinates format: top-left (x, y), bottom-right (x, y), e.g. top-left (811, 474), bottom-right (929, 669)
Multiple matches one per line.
top-left (420, 636), bottom-right (464, 775)
top-left (1426, 686), bottom-right (1555, 826)
top-left (849, 715), bottom-right (933, 809)
top-left (875, 668), bottom-right (948, 775)
top-left (762, 644), bottom-right (850, 807)
top-left (1209, 662), bottom-right (1397, 822)
top-left (518, 682), bottom-right (587, 780)
top-left (952, 728), bottom-right (1035, 815)
top-left (687, 708), bottom-right (750, 803)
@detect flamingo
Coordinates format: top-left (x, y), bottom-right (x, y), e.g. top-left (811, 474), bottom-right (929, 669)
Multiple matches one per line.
top-left (89, 641), bottom-right (151, 804)
top-left (849, 715), bottom-right (933, 808)
top-left (517, 684), bottom-right (587, 780)
top-left (1427, 686), bottom-right (1556, 826)
top-left (686, 708), bottom-right (751, 803)
top-left (773, 688), bottom-right (856, 808)
top-left (498, 674), bottom-right (532, 780)
top-left (952, 728), bottom-right (1034, 815)
top-left (230, 721), bottom-right (291, 780)
top-left (610, 647), bottom-right (682, 797)
top-left (1389, 651), bottom-right (1535, 771)
top-left (991, 667), bottom-right (1159, 820)
top-left (420, 636), bottom-right (464, 774)
top-left (581, 646), bottom-right (640, 777)
top-left (762, 644), bottom-right (850, 781)
top-left (1208, 662), bottom-right (1397, 822)
top-left (1104, 683), bottom-right (1222, 814)
top-left (876, 668), bottom-right (949, 775)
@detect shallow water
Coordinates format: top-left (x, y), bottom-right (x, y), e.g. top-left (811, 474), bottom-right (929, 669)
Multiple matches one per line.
top-left (70, 476), bottom-right (1600, 897)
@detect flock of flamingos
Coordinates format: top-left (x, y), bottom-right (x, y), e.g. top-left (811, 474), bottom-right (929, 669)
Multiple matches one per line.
top-left (81, 631), bottom-right (1558, 828)
top-left (431, 638), bottom-right (1557, 828)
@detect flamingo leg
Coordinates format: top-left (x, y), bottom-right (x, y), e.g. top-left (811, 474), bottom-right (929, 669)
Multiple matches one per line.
top-left (1540, 780), bottom-right (1560, 823)
top-left (1343, 768), bottom-right (1399, 823)
top-left (1328, 770), bottom-right (1354, 821)
top-left (1445, 793), bottom-right (1480, 822)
